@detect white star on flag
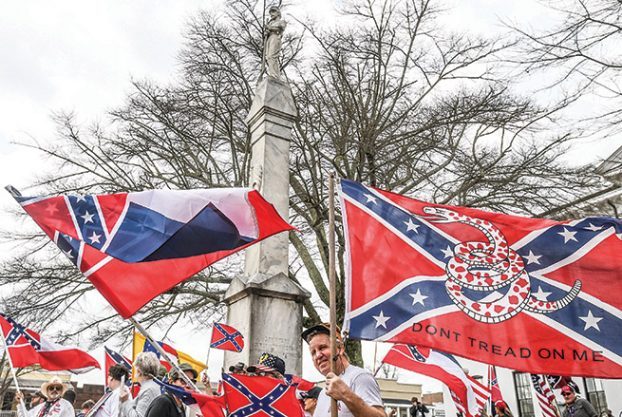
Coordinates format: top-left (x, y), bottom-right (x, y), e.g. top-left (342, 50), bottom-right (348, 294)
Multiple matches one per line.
top-left (81, 210), bottom-right (95, 224)
top-left (88, 231), bottom-right (102, 244)
top-left (523, 250), bottom-right (542, 265)
top-left (584, 223), bottom-right (603, 232)
top-left (404, 218), bottom-right (420, 233)
top-left (532, 286), bottom-right (551, 301)
top-left (373, 311), bottom-right (390, 328)
top-left (579, 310), bottom-right (603, 332)
top-left (364, 194), bottom-right (378, 204)
top-left (440, 246), bottom-right (453, 259)
top-left (409, 289), bottom-right (428, 306)
top-left (558, 227), bottom-right (578, 244)
top-left (63, 249), bottom-right (74, 259)
top-left (75, 195), bottom-right (87, 203)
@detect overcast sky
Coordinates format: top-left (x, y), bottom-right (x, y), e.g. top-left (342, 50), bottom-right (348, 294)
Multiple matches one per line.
top-left (0, 0), bottom-right (619, 391)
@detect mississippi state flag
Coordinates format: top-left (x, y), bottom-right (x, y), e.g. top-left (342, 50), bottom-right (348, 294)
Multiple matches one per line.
top-left (210, 323), bottom-right (244, 352)
top-left (382, 344), bottom-right (488, 417)
top-left (0, 313), bottom-right (100, 373)
top-left (339, 179), bottom-right (622, 377)
top-left (222, 373), bottom-right (303, 417)
top-left (8, 186), bottom-right (293, 318)
top-left (132, 331), bottom-right (205, 375)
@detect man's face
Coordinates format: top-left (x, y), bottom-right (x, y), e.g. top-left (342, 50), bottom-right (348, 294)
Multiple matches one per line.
top-left (562, 390), bottom-right (576, 404)
top-left (173, 370), bottom-right (197, 389)
top-left (308, 334), bottom-right (333, 376)
top-left (46, 385), bottom-right (63, 400)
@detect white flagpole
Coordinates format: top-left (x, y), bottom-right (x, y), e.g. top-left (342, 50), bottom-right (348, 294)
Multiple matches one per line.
top-left (0, 336), bottom-right (28, 417)
top-left (202, 326), bottom-right (214, 388)
top-left (129, 317), bottom-right (199, 391)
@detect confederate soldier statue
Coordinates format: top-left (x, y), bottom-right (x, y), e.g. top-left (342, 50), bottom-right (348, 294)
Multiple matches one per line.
top-left (262, 5), bottom-right (287, 79)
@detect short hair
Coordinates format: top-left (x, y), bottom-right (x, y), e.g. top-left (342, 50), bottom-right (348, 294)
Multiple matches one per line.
top-left (109, 364), bottom-right (130, 381)
top-left (81, 400), bottom-right (95, 410)
top-left (32, 391), bottom-right (46, 401)
top-left (134, 352), bottom-right (160, 379)
top-left (63, 390), bottom-right (77, 404)
top-left (411, 397), bottom-right (419, 402)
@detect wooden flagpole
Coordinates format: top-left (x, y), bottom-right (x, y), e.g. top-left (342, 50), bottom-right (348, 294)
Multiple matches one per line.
top-left (328, 172), bottom-right (338, 417)
top-left (0, 337), bottom-right (28, 417)
top-left (129, 317), bottom-right (199, 391)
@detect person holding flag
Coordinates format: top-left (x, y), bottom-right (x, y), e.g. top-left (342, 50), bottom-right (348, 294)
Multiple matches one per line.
top-left (144, 367), bottom-right (191, 417)
top-left (301, 323), bottom-right (385, 417)
top-left (16, 376), bottom-right (74, 417)
top-left (89, 364), bottom-right (131, 417)
top-left (120, 353), bottom-right (161, 417)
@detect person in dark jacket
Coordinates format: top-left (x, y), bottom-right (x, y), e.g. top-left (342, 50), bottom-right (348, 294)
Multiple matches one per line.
top-left (144, 364), bottom-right (198, 417)
top-left (561, 386), bottom-right (597, 417)
top-left (409, 397), bottom-right (428, 417)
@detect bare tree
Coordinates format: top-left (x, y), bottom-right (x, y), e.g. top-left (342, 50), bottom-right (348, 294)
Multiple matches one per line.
top-left (0, 0), bottom-right (601, 364)
top-left (375, 363), bottom-right (399, 380)
top-left (508, 0), bottom-right (622, 134)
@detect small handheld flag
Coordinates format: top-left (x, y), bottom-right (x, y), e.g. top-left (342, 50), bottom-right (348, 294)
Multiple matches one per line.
top-left (210, 323), bottom-right (244, 352)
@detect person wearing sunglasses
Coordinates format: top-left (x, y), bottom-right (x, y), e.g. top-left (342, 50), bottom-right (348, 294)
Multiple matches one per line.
top-left (144, 363), bottom-right (198, 417)
top-left (16, 376), bottom-right (75, 417)
top-left (561, 386), bottom-right (597, 417)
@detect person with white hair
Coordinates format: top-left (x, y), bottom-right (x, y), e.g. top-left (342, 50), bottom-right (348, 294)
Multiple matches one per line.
top-left (15, 376), bottom-right (74, 417)
top-left (120, 352), bottom-right (161, 417)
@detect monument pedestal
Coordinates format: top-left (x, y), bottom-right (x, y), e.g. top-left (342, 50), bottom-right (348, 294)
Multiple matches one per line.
top-left (222, 273), bottom-right (309, 375)
top-left (223, 77), bottom-right (309, 375)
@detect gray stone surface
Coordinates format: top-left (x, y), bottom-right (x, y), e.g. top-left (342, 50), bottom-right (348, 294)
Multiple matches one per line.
top-left (223, 77), bottom-right (309, 375)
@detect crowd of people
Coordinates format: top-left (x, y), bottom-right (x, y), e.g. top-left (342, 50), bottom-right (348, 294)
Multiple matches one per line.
top-left (12, 322), bottom-right (608, 417)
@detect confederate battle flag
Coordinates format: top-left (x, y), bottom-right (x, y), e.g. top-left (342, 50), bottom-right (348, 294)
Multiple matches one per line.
top-left (339, 179), bottom-right (622, 378)
top-left (210, 323), bottom-right (244, 352)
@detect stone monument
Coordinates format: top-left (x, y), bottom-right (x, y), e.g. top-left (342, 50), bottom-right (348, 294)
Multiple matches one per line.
top-left (222, 6), bottom-right (309, 375)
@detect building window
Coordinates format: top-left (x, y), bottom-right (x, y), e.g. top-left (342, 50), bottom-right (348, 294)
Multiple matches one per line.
top-left (513, 372), bottom-right (535, 417)
top-left (585, 378), bottom-right (607, 414)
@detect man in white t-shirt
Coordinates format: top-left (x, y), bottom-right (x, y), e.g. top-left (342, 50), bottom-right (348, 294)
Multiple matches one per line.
top-left (302, 323), bottom-right (386, 417)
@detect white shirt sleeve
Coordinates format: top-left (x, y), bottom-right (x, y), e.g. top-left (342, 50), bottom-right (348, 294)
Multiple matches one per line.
top-left (59, 400), bottom-right (75, 417)
top-left (350, 372), bottom-right (383, 407)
